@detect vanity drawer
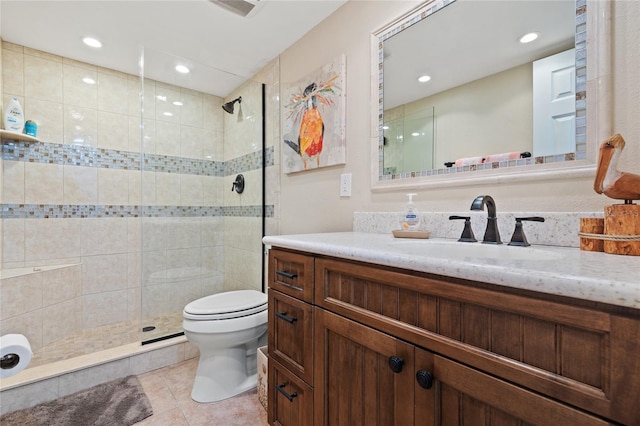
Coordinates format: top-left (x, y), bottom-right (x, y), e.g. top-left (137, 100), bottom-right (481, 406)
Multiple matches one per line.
top-left (268, 290), bottom-right (314, 385)
top-left (268, 358), bottom-right (314, 426)
top-left (269, 248), bottom-right (314, 302)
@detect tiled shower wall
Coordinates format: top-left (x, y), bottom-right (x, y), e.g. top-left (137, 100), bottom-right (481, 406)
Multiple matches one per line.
top-left (1, 41), bottom-right (274, 360)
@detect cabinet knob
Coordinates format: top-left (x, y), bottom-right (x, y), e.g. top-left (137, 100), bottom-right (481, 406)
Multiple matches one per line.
top-left (388, 356), bottom-right (405, 373)
top-left (416, 369), bottom-right (434, 389)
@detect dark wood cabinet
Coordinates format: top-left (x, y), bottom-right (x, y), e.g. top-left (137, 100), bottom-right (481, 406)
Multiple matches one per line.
top-left (268, 247), bottom-right (640, 426)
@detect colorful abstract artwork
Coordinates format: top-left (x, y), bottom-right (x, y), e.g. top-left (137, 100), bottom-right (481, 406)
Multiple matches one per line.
top-left (282, 54), bottom-right (346, 173)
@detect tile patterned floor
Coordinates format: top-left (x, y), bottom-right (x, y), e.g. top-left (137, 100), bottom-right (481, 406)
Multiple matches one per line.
top-left (28, 313), bottom-right (183, 368)
top-left (135, 357), bottom-right (269, 426)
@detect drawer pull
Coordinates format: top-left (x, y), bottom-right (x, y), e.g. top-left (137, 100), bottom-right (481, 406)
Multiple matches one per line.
top-left (388, 356), bottom-right (404, 373)
top-left (276, 312), bottom-right (298, 323)
top-left (276, 383), bottom-right (298, 402)
top-left (276, 270), bottom-right (298, 279)
top-left (416, 369), bottom-right (434, 389)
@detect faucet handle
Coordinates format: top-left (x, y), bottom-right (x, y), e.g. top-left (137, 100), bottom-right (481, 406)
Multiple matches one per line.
top-left (449, 215), bottom-right (477, 243)
top-left (508, 217), bottom-right (545, 247)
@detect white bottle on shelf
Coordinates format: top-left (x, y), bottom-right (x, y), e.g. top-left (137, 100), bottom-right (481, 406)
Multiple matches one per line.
top-left (4, 97), bottom-right (25, 133)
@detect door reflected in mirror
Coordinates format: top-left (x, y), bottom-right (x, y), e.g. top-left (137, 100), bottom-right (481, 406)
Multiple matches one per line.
top-left (377, 0), bottom-right (584, 179)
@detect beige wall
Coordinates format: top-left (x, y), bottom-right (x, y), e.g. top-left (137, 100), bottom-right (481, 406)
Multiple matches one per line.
top-left (276, 0), bottom-right (640, 235)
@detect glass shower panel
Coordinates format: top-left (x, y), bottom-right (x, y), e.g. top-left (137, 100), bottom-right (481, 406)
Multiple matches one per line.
top-left (139, 47), bottom-right (265, 343)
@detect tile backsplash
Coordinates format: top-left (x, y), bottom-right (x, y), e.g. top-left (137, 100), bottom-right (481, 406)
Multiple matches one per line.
top-left (354, 211), bottom-right (604, 248)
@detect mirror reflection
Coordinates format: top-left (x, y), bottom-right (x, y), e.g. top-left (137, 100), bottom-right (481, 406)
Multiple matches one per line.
top-left (381, 0), bottom-right (577, 176)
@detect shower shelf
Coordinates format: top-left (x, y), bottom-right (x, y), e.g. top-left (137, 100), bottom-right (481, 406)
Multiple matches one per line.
top-left (0, 129), bottom-right (40, 142)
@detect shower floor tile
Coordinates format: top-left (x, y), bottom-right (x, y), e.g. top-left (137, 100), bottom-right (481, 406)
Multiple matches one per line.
top-left (135, 357), bottom-right (269, 426)
top-left (28, 313), bottom-right (184, 368)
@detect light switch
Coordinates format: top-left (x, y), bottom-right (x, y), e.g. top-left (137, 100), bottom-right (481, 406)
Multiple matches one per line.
top-left (340, 173), bottom-right (352, 197)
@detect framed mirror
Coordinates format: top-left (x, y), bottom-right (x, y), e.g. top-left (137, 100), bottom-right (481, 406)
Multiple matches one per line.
top-left (370, 0), bottom-right (612, 191)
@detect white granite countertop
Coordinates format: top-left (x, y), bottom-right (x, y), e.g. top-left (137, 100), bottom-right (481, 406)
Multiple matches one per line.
top-left (263, 232), bottom-right (640, 310)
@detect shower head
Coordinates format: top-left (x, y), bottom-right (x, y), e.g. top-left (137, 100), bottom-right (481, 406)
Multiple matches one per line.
top-left (222, 97), bottom-right (242, 114)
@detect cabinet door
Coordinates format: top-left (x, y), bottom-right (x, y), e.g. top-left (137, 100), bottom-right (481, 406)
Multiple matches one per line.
top-left (269, 290), bottom-right (314, 385)
top-left (269, 359), bottom-right (314, 426)
top-left (314, 308), bottom-right (416, 426)
top-left (414, 348), bottom-right (609, 426)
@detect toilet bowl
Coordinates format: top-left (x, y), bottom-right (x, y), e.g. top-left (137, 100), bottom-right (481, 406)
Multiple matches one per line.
top-left (183, 289), bottom-right (268, 403)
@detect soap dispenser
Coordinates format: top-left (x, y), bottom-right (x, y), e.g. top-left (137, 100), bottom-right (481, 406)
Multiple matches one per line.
top-left (400, 193), bottom-right (420, 231)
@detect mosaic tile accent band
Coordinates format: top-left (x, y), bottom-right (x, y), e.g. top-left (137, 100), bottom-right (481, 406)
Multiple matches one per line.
top-left (2, 204), bottom-right (274, 219)
top-left (2, 140), bottom-right (275, 219)
top-left (2, 140), bottom-right (274, 177)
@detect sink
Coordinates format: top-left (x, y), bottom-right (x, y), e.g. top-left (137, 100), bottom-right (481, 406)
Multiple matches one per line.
top-left (389, 239), bottom-right (563, 261)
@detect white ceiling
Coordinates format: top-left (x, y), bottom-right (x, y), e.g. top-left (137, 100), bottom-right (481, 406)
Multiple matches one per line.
top-left (0, 0), bottom-right (347, 98)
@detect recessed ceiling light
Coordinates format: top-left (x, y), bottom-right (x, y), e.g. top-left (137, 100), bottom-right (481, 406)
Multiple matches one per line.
top-left (382, 125), bottom-right (389, 130)
top-left (156, 95), bottom-right (167, 102)
top-left (82, 37), bottom-right (102, 48)
top-left (519, 32), bottom-right (539, 44)
top-left (175, 65), bottom-right (190, 74)
top-left (411, 132), bottom-right (420, 137)
top-left (418, 75), bottom-right (431, 83)
top-left (163, 112), bottom-right (173, 117)
top-left (82, 77), bottom-right (96, 85)
top-left (173, 101), bottom-right (184, 106)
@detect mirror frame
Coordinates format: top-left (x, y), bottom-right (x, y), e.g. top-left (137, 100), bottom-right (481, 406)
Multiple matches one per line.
top-left (370, 0), bottom-right (612, 191)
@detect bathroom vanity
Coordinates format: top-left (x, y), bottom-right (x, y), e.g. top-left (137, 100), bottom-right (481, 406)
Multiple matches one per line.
top-left (265, 233), bottom-right (640, 426)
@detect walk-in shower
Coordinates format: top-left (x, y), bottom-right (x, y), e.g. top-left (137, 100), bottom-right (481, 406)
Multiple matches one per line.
top-left (0, 42), bottom-right (270, 384)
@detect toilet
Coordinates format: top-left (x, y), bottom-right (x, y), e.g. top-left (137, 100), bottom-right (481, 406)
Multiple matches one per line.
top-left (182, 289), bottom-right (268, 403)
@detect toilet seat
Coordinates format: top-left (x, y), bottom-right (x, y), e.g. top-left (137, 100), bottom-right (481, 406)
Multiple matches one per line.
top-left (183, 290), bottom-right (267, 321)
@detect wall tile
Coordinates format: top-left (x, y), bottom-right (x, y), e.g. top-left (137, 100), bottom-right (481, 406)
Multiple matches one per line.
top-left (2, 219), bottom-right (25, 264)
top-left (24, 54), bottom-right (63, 103)
top-left (2, 49), bottom-right (24, 96)
top-left (180, 91), bottom-right (203, 128)
top-left (0, 309), bottom-right (44, 352)
top-left (42, 264), bottom-right (82, 306)
top-left (82, 253), bottom-right (129, 294)
top-left (2, 160), bottom-right (25, 204)
top-left (98, 71), bottom-right (129, 113)
top-left (180, 174), bottom-right (203, 207)
top-left (0, 272), bottom-right (43, 320)
top-left (82, 289), bottom-right (128, 328)
top-left (129, 344), bottom-right (184, 376)
top-left (80, 218), bottom-right (128, 256)
top-left (155, 83), bottom-right (181, 124)
top-left (23, 98), bottom-right (64, 144)
top-left (98, 167), bottom-right (129, 205)
top-left (0, 376), bottom-right (59, 416)
top-left (180, 125), bottom-right (203, 159)
top-left (155, 121), bottom-right (181, 157)
top-left (58, 358), bottom-right (131, 397)
top-left (64, 105), bottom-right (98, 147)
top-left (166, 218), bottom-right (201, 250)
top-left (63, 165), bottom-right (98, 205)
top-left (41, 298), bottom-right (82, 346)
top-left (97, 110), bottom-right (129, 151)
top-left (155, 173), bottom-right (180, 206)
top-left (63, 64), bottom-right (98, 109)
top-left (24, 218), bottom-right (82, 262)
top-left (24, 162), bottom-right (63, 205)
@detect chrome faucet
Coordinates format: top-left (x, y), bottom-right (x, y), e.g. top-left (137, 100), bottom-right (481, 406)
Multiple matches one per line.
top-left (470, 195), bottom-right (502, 244)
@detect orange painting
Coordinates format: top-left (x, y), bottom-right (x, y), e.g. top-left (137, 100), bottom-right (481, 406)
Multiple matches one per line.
top-left (283, 55), bottom-right (346, 173)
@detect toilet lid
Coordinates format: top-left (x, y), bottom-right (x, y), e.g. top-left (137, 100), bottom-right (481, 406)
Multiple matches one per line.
top-left (184, 290), bottom-right (267, 320)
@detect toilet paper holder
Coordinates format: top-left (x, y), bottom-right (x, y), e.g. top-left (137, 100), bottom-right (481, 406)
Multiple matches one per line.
top-left (1, 352), bottom-right (21, 370)
top-left (1, 334), bottom-right (33, 378)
